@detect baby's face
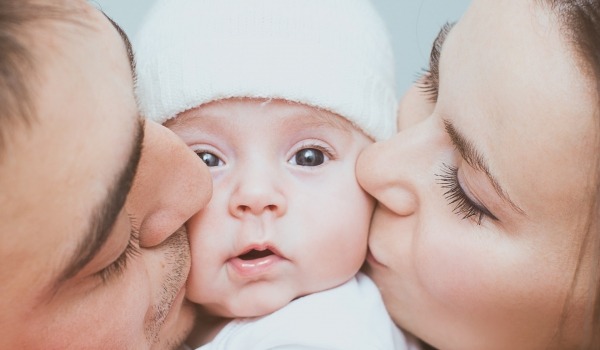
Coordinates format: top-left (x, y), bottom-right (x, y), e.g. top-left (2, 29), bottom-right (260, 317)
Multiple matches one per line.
top-left (166, 98), bottom-right (374, 317)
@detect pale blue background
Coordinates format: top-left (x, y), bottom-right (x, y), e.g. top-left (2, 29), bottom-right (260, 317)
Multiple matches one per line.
top-left (93, 0), bottom-right (470, 96)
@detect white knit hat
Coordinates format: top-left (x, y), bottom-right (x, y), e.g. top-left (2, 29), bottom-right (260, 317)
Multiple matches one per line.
top-left (135, 0), bottom-right (397, 140)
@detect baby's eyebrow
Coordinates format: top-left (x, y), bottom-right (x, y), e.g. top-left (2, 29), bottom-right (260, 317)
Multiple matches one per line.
top-left (283, 109), bottom-right (354, 134)
top-left (443, 119), bottom-right (526, 216)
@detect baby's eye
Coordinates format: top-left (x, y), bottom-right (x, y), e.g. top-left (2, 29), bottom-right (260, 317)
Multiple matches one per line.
top-left (196, 151), bottom-right (223, 167)
top-left (291, 148), bottom-right (326, 167)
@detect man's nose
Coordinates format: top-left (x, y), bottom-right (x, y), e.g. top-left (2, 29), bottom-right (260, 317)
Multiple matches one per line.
top-left (126, 120), bottom-right (212, 248)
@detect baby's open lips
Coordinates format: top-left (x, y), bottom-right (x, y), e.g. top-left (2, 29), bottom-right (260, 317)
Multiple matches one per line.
top-left (228, 245), bottom-right (286, 277)
top-left (238, 248), bottom-right (275, 261)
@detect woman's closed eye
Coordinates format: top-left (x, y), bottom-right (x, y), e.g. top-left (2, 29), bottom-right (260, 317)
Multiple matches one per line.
top-left (436, 163), bottom-right (498, 225)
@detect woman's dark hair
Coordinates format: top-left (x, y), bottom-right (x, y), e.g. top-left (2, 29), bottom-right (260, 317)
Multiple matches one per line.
top-left (546, 0), bottom-right (600, 348)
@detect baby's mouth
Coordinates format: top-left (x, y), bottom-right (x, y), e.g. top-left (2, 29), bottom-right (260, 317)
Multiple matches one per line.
top-left (229, 245), bottom-right (284, 277)
top-left (239, 249), bottom-right (274, 261)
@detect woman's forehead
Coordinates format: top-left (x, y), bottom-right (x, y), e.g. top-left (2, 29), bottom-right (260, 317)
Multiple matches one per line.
top-left (440, 0), bottom-right (598, 221)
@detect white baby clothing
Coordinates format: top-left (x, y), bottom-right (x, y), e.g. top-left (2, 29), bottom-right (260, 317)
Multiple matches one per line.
top-left (192, 273), bottom-right (420, 350)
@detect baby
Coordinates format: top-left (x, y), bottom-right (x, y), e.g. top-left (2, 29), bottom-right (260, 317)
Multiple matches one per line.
top-left (136, 0), bottom-right (418, 349)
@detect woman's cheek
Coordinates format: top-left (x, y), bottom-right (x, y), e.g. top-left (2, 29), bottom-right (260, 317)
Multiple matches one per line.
top-left (413, 224), bottom-right (503, 316)
top-left (414, 223), bottom-right (571, 345)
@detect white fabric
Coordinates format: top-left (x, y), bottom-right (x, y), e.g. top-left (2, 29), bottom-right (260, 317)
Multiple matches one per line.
top-left (192, 273), bottom-right (420, 350)
top-left (135, 0), bottom-right (397, 140)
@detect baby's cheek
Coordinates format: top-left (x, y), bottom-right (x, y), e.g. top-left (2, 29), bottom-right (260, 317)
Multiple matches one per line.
top-left (184, 212), bottom-right (216, 303)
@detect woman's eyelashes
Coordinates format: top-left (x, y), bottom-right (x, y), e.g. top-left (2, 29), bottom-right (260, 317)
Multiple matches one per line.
top-left (436, 163), bottom-right (498, 225)
top-left (417, 21), bottom-right (455, 103)
top-left (418, 70), bottom-right (439, 103)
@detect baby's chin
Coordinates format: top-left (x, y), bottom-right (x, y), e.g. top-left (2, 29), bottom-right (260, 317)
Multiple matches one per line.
top-left (187, 278), bottom-right (339, 319)
top-left (222, 297), bottom-right (292, 318)
top-left (199, 291), bottom-right (302, 319)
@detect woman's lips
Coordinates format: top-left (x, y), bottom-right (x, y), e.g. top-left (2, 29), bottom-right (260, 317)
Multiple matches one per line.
top-left (366, 248), bottom-right (384, 267)
top-left (228, 246), bottom-right (285, 278)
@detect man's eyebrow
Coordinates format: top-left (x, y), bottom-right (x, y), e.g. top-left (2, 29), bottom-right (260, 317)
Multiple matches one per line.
top-left (443, 119), bottom-right (525, 215)
top-left (103, 13), bottom-right (137, 81)
top-left (53, 119), bottom-right (144, 289)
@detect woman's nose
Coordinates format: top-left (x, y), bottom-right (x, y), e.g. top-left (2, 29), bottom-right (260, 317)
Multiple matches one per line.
top-left (228, 164), bottom-right (287, 218)
top-left (357, 116), bottom-right (443, 217)
top-left (126, 120), bottom-right (212, 248)
top-left (397, 84), bottom-right (435, 131)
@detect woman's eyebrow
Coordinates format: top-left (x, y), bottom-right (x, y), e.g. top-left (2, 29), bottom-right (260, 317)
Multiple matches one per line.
top-left (443, 119), bottom-right (526, 216)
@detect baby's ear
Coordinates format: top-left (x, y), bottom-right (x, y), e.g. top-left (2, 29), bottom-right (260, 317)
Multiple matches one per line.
top-left (397, 83), bottom-right (435, 131)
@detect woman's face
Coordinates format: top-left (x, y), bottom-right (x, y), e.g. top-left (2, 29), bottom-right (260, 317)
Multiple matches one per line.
top-left (357, 0), bottom-right (598, 349)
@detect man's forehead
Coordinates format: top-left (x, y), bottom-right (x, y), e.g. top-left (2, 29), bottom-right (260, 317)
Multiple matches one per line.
top-left (103, 13), bottom-right (137, 77)
top-left (0, 0), bottom-right (142, 294)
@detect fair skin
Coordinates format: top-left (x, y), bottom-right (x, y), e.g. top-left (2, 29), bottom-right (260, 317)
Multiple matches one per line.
top-left (0, 2), bottom-right (211, 349)
top-left (166, 98), bottom-right (373, 332)
top-left (358, 0), bottom-right (596, 349)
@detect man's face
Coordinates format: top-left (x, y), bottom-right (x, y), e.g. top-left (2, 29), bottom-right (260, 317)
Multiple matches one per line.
top-left (0, 2), bottom-right (211, 349)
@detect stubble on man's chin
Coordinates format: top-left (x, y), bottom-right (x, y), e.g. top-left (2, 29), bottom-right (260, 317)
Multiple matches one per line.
top-left (144, 226), bottom-right (193, 348)
top-left (161, 300), bottom-right (197, 350)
